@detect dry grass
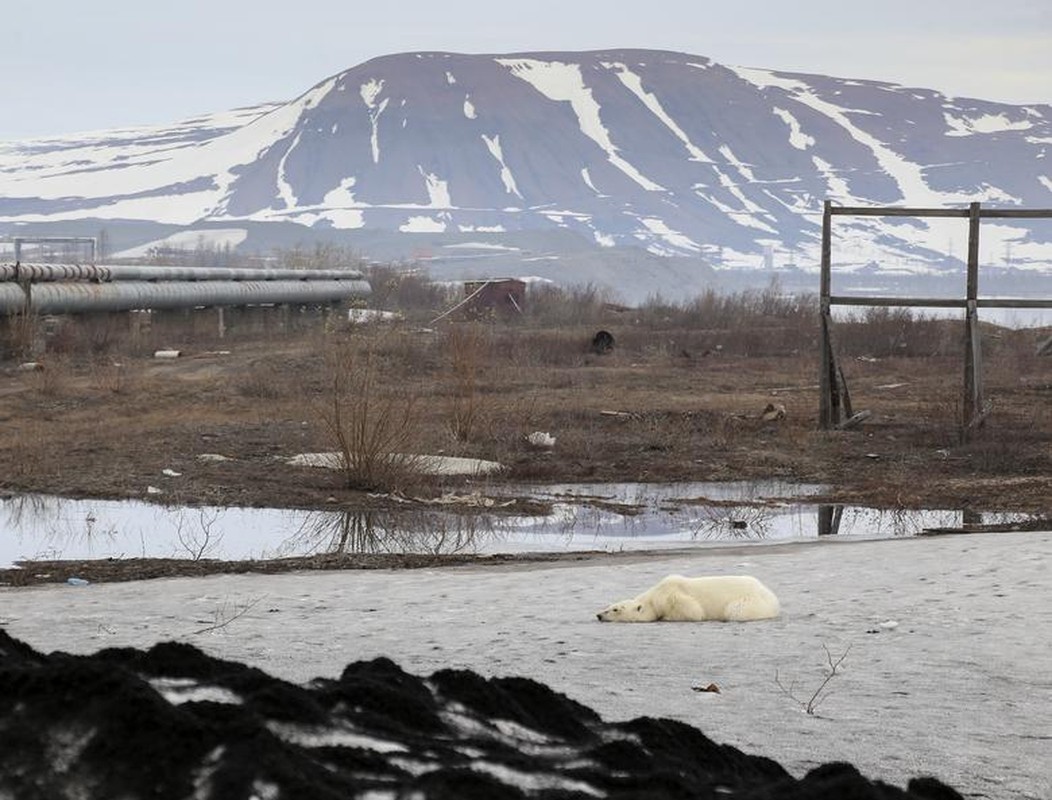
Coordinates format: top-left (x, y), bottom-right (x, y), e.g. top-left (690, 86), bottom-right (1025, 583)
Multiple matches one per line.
top-left (317, 335), bottom-right (426, 493)
top-left (0, 285), bottom-right (1048, 512)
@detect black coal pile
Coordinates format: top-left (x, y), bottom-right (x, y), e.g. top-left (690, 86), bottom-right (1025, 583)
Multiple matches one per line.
top-left (0, 630), bottom-right (962, 800)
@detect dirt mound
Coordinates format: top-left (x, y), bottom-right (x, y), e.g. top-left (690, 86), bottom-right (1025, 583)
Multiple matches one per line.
top-left (0, 630), bottom-right (961, 799)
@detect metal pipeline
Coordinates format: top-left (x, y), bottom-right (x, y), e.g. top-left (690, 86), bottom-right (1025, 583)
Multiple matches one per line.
top-left (0, 263), bottom-right (365, 283)
top-left (0, 279), bottom-right (371, 315)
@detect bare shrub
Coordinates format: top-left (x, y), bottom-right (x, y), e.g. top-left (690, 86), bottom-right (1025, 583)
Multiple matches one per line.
top-left (523, 283), bottom-right (612, 327)
top-left (445, 323), bottom-right (488, 442)
top-left (2, 312), bottom-right (38, 360)
top-left (89, 356), bottom-right (137, 395)
top-left (836, 307), bottom-right (957, 358)
top-left (174, 508), bottom-right (223, 561)
top-left (28, 355), bottom-right (73, 397)
top-left (365, 265), bottom-right (455, 318)
top-left (318, 336), bottom-right (423, 492)
top-left (776, 643), bottom-right (851, 715)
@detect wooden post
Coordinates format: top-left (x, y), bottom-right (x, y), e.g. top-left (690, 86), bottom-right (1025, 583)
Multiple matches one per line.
top-left (818, 505), bottom-right (843, 536)
top-left (962, 202), bottom-right (984, 441)
top-left (818, 201), bottom-right (835, 429)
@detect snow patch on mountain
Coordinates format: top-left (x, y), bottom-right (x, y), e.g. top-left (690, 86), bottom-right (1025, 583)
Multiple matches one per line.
top-left (112, 228), bottom-right (249, 259)
top-left (497, 57), bottom-right (665, 192)
top-left (482, 134), bottom-right (522, 198)
top-left (608, 61), bottom-right (714, 164)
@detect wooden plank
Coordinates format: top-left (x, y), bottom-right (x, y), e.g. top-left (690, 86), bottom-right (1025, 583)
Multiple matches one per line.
top-left (818, 201), bottom-right (834, 430)
top-left (977, 298), bottom-right (1052, 309)
top-left (829, 206), bottom-right (970, 218)
top-left (819, 312), bottom-right (833, 429)
top-left (820, 201), bottom-right (832, 300)
top-left (966, 203), bottom-right (980, 302)
top-left (835, 409), bottom-right (873, 430)
top-left (829, 296), bottom-right (966, 308)
top-left (828, 296), bottom-right (1052, 309)
top-left (978, 209), bottom-right (1052, 219)
top-left (828, 206), bottom-right (1052, 219)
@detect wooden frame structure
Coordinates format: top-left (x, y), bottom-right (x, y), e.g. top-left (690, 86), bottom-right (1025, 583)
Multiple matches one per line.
top-left (818, 200), bottom-right (1052, 441)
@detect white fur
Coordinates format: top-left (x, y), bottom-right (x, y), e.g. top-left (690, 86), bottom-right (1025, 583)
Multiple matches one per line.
top-left (596, 575), bottom-right (780, 622)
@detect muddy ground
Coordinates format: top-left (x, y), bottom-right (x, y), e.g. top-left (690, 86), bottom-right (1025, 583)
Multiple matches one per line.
top-left (1, 312), bottom-right (1049, 583)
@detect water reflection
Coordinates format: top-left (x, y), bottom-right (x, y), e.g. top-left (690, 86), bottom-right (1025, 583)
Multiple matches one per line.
top-left (287, 509), bottom-right (483, 557)
top-left (1, 487), bottom-right (1048, 568)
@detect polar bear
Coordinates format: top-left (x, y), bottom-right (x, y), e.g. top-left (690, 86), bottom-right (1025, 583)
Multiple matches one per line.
top-left (596, 574), bottom-right (780, 622)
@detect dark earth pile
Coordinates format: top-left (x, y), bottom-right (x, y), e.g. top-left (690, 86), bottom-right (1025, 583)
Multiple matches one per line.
top-left (0, 630), bottom-right (962, 799)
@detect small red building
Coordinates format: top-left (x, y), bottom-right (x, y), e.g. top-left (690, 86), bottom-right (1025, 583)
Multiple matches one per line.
top-left (462, 278), bottom-right (526, 317)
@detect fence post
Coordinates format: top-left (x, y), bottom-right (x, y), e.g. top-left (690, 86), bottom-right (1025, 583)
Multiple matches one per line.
top-left (818, 201), bottom-right (835, 429)
top-left (962, 201), bottom-right (985, 441)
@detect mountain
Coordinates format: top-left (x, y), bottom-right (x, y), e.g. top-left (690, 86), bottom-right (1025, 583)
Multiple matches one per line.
top-left (1, 50), bottom-right (1050, 303)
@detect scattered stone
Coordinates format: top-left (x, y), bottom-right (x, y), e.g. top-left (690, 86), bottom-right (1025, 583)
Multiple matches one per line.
top-left (761, 402), bottom-right (787, 421)
top-left (525, 431), bottom-right (556, 449)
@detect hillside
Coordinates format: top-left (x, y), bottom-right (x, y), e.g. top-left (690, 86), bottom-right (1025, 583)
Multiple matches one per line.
top-left (2, 50), bottom-right (1050, 301)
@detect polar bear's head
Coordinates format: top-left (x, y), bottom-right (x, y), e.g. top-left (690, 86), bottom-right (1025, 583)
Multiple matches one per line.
top-left (596, 599), bottom-right (656, 622)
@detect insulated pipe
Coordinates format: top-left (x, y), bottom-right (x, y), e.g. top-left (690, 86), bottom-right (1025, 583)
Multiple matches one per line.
top-left (0, 284), bottom-right (25, 314)
top-left (0, 264), bottom-right (112, 282)
top-left (0, 263), bottom-right (365, 283)
top-left (0, 279), bottom-right (371, 315)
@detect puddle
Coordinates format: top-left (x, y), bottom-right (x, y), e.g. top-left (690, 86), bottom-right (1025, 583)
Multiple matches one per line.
top-left (0, 484), bottom-right (1047, 569)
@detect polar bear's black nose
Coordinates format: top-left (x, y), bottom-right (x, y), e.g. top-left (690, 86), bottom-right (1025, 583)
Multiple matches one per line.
top-left (596, 613), bottom-right (603, 621)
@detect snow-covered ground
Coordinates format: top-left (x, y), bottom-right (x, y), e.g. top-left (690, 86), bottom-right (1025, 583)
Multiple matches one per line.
top-left (2, 530), bottom-right (1049, 799)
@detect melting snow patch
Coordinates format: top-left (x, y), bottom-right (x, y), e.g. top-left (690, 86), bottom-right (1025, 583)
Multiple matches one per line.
top-left (400, 215), bottom-right (447, 233)
top-left (463, 97), bottom-right (477, 119)
top-left (112, 229), bottom-right (248, 259)
top-left (497, 57), bottom-right (664, 192)
top-left (149, 678), bottom-right (242, 706)
top-left (944, 112), bottom-right (1034, 137)
top-left (481, 134), bottom-right (522, 197)
top-left (470, 761), bottom-right (603, 797)
top-left (772, 107), bottom-right (815, 150)
top-left (610, 62), bottom-right (714, 164)
top-left (444, 242), bottom-right (520, 251)
top-left (418, 166), bottom-right (452, 207)
top-left (266, 721), bottom-right (407, 753)
top-left (287, 452), bottom-right (505, 476)
top-left (639, 217), bottom-right (702, 252)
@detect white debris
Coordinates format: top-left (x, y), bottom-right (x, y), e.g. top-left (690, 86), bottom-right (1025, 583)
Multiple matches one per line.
top-left (196, 453), bottom-right (233, 463)
top-left (525, 431), bottom-right (556, 449)
top-left (347, 308), bottom-right (403, 324)
top-left (287, 452), bottom-right (504, 476)
top-left (153, 349), bottom-right (181, 359)
top-left (146, 485), bottom-right (164, 495)
top-left (161, 468), bottom-right (182, 477)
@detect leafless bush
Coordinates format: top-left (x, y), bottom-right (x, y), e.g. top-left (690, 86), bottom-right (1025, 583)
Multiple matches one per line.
top-left (192, 596), bottom-right (262, 635)
top-left (776, 643), bottom-right (851, 715)
top-left (174, 508), bottom-right (223, 561)
top-left (2, 312), bottom-right (38, 360)
top-left (445, 323), bottom-right (488, 442)
top-left (835, 307), bottom-right (957, 358)
top-left (365, 264), bottom-right (456, 317)
top-left (89, 356), bottom-right (136, 395)
top-left (522, 283), bottom-right (613, 327)
top-left (318, 336), bottom-right (424, 492)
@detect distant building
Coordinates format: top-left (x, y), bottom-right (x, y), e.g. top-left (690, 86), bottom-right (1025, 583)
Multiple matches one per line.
top-left (462, 278), bottom-right (526, 317)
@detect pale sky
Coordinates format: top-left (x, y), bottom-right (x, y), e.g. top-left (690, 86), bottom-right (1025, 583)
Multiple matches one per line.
top-left (3, 0), bottom-right (1049, 140)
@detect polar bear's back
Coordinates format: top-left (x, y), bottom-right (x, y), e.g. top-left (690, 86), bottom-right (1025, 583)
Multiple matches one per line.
top-left (648, 574), bottom-right (780, 621)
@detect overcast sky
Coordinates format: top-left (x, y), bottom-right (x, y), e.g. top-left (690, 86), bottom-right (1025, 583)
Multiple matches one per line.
top-left (3, 0), bottom-right (1049, 140)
